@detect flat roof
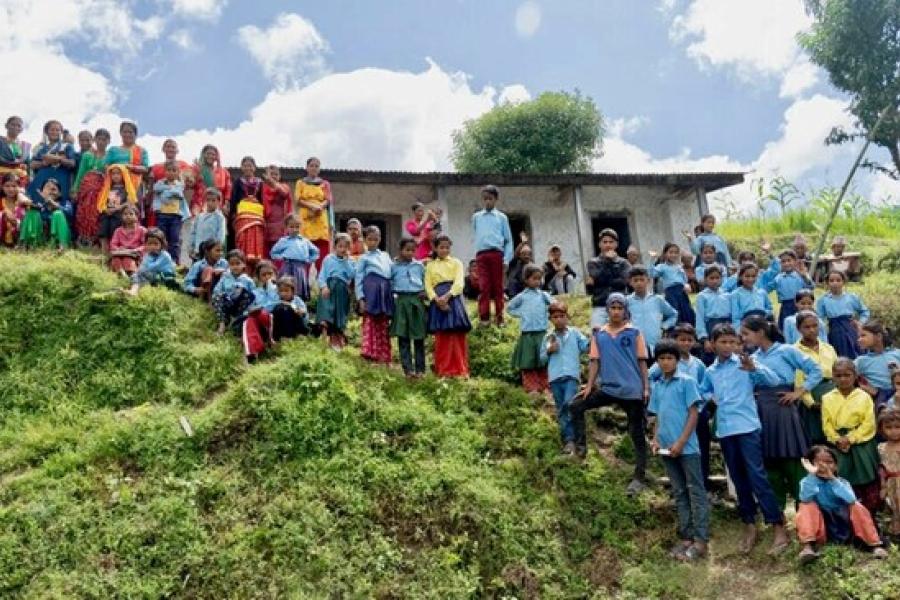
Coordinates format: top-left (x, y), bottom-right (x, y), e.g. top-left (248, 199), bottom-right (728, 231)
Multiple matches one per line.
top-left (262, 168), bottom-right (745, 193)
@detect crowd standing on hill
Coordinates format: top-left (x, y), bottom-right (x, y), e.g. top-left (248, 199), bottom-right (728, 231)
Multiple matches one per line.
top-left (3, 116), bottom-right (900, 565)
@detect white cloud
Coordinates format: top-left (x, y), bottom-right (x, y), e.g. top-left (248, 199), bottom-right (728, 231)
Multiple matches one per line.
top-left (138, 60), bottom-right (505, 171)
top-left (869, 173), bottom-right (900, 205)
top-left (514, 1), bottom-right (542, 38)
top-left (779, 59), bottom-right (819, 99)
top-left (237, 13), bottom-right (329, 89)
top-left (498, 84), bottom-right (531, 104)
top-left (168, 28), bottom-right (197, 51)
top-left (170, 0), bottom-right (224, 21)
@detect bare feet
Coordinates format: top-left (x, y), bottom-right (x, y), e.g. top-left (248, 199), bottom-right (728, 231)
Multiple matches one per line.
top-left (768, 524), bottom-right (790, 556)
top-left (739, 524), bottom-right (759, 554)
top-left (798, 543), bottom-right (819, 564)
top-left (216, 323), bottom-right (226, 336)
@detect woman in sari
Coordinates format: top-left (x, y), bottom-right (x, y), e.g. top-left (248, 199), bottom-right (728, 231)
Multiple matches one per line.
top-left (232, 156), bottom-right (265, 269)
top-left (27, 120), bottom-right (76, 212)
top-left (0, 116), bottom-right (31, 186)
top-left (405, 202), bottom-right (440, 261)
top-left (295, 156), bottom-right (332, 273)
top-left (105, 121), bottom-right (148, 215)
top-left (261, 165), bottom-right (292, 259)
top-left (71, 128), bottom-right (110, 246)
top-left (192, 144), bottom-right (232, 217)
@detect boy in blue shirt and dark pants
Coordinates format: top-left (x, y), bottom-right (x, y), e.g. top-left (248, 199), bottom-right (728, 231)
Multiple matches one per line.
top-left (471, 185), bottom-right (513, 327)
top-left (649, 339), bottom-right (709, 561)
top-left (541, 301), bottom-right (590, 456)
top-left (571, 293), bottom-right (650, 495)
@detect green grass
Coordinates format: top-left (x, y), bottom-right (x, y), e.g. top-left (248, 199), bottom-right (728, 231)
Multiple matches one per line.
top-left (716, 207), bottom-right (900, 242)
top-left (0, 252), bottom-right (899, 598)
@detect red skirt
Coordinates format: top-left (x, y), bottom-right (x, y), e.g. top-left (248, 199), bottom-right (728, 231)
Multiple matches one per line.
top-left (109, 255), bottom-right (139, 274)
top-left (242, 310), bottom-right (272, 357)
top-left (235, 215), bottom-right (266, 265)
top-left (75, 171), bottom-right (103, 242)
top-left (361, 314), bottom-right (392, 363)
top-left (434, 332), bottom-right (469, 378)
top-left (521, 369), bottom-right (549, 393)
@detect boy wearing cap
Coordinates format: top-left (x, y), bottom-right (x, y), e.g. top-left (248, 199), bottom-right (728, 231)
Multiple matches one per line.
top-left (571, 292), bottom-right (650, 495)
top-left (541, 301), bottom-right (590, 455)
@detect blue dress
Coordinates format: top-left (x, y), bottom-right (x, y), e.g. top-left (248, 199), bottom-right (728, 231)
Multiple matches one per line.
top-left (27, 141), bottom-right (76, 212)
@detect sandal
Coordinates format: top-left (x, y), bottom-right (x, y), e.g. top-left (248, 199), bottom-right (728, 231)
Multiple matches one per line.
top-left (669, 542), bottom-right (691, 560)
top-left (798, 546), bottom-right (819, 564)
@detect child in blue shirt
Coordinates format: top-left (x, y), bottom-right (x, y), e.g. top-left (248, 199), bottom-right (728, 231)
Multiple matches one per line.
top-left (817, 270), bottom-right (870, 359)
top-left (796, 445), bottom-right (887, 563)
top-left (694, 264), bottom-right (731, 362)
top-left (856, 320), bottom-right (900, 409)
top-left (270, 214), bottom-right (319, 301)
top-left (271, 275), bottom-right (309, 340)
top-left (700, 323), bottom-right (788, 554)
top-left (730, 262), bottom-right (773, 328)
top-left (571, 293), bottom-right (650, 495)
top-left (685, 213), bottom-right (731, 267)
top-left (541, 301), bottom-right (589, 454)
top-left (767, 249), bottom-right (813, 331)
top-left (648, 242), bottom-right (695, 327)
top-left (152, 161), bottom-right (189, 264)
top-left (694, 242), bottom-right (725, 289)
top-left (782, 289), bottom-right (827, 345)
top-left (390, 238), bottom-right (427, 377)
top-left (356, 226), bottom-right (395, 364)
top-left (317, 233), bottom-right (355, 350)
top-left (508, 264), bottom-right (553, 394)
top-left (626, 266), bottom-right (677, 357)
top-left (649, 339), bottom-right (709, 561)
top-left (128, 228), bottom-right (176, 295)
top-left (212, 249), bottom-right (256, 336)
top-left (183, 238), bottom-right (227, 301)
top-left (189, 188), bottom-right (226, 259)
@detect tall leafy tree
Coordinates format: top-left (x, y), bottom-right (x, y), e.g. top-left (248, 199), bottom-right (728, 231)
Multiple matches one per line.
top-left (800, 0), bottom-right (900, 179)
top-left (451, 91), bottom-right (603, 173)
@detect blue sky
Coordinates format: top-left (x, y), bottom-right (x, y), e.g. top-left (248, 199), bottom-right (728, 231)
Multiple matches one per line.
top-left (2, 0), bottom-right (897, 211)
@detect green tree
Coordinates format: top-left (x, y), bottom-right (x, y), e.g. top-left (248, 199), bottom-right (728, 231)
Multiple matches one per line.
top-left (800, 0), bottom-right (900, 179)
top-left (451, 91), bottom-right (603, 173)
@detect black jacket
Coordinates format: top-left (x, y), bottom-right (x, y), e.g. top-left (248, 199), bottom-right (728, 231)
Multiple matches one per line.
top-left (585, 255), bottom-right (630, 307)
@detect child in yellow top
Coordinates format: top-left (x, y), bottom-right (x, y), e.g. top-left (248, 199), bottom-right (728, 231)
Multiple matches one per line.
top-left (822, 358), bottom-right (880, 514)
top-left (794, 310), bottom-right (838, 445)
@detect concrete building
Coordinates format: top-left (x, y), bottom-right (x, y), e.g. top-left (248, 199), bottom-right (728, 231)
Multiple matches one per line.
top-left (273, 169), bottom-right (744, 279)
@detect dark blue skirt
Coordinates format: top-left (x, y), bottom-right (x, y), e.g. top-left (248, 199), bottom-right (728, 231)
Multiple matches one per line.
top-left (778, 299), bottom-right (796, 333)
top-left (664, 284), bottom-right (696, 326)
top-left (875, 387), bottom-right (894, 413)
top-left (828, 315), bottom-right (860, 359)
top-left (427, 281), bottom-right (472, 333)
top-left (362, 273), bottom-right (394, 317)
top-left (756, 385), bottom-right (808, 459)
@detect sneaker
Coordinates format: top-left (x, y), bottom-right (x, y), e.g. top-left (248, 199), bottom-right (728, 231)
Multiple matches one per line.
top-left (626, 478), bottom-right (648, 496)
top-left (561, 442), bottom-right (577, 456)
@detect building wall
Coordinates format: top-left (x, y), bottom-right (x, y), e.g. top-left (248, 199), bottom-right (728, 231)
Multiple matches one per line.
top-left (280, 175), bottom-right (703, 278)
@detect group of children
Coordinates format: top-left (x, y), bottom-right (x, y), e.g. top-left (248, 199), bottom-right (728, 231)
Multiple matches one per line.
top-left (4, 116), bottom-right (899, 564)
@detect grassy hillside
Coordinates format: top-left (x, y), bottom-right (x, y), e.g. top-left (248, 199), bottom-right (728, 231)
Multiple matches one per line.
top-left (0, 253), bottom-right (898, 599)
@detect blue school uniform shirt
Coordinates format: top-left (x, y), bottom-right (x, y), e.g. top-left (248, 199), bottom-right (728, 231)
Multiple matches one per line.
top-left (137, 251), bottom-right (175, 278)
top-left (471, 208), bottom-right (513, 263)
top-left (182, 257), bottom-right (228, 294)
top-left (354, 249), bottom-right (393, 300)
top-left (690, 233), bottom-right (732, 266)
top-left (270, 234), bottom-right (320, 264)
top-left (626, 291), bottom-right (677, 353)
top-left (700, 354), bottom-right (780, 437)
top-left (752, 342), bottom-right (823, 390)
top-left (648, 262), bottom-right (687, 288)
top-left (507, 287), bottom-right (553, 332)
top-left (189, 210), bottom-right (226, 254)
top-left (799, 474), bottom-right (857, 512)
top-left (782, 314), bottom-right (827, 345)
top-left (540, 327), bottom-right (590, 382)
top-left (768, 270), bottom-right (812, 302)
top-left (695, 262), bottom-right (726, 288)
top-left (648, 373), bottom-right (703, 455)
top-left (854, 349), bottom-right (900, 390)
top-left (724, 258), bottom-right (780, 292)
top-left (252, 281), bottom-right (281, 312)
top-left (649, 355), bottom-right (707, 389)
top-left (317, 254), bottom-right (355, 288)
top-left (213, 271), bottom-right (255, 297)
top-left (816, 292), bottom-right (870, 322)
top-left (152, 180), bottom-right (189, 218)
top-left (695, 287), bottom-right (732, 340)
top-left (391, 259), bottom-right (425, 293)
top-left (730, 286), bottom-right (773, 328)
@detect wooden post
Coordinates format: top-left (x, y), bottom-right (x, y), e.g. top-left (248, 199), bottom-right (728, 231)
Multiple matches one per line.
top-left (573, 184), bottom-right (589, 284)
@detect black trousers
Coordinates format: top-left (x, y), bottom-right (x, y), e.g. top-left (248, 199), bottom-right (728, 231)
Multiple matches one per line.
top-left (398, 337), bottom-right (425, 374)
top-left (570, 390), bottom-right (647, 480)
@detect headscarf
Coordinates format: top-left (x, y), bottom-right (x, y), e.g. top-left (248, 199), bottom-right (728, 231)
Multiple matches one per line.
top-left (606, 292), bottom-right (630, 320)
top-left (198, 144), bottom-right (220, 188)
top-left (96, 164), bottom-right (138, 212)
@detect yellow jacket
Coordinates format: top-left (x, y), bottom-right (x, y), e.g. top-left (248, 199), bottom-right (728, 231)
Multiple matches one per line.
top-left (424, 256), bottom-right (464, 300)
top-left (822, 387), bottom-right (876, 444)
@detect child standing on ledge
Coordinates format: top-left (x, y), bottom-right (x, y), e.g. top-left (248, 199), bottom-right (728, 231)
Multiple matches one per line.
top-left (471, 184), bottom-right (513, 327)
top-left (507, 264), bottom-right (553, 394)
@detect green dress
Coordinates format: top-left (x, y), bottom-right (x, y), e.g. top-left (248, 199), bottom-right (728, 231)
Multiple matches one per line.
top-left (18, 208), bottom-right (43, 247)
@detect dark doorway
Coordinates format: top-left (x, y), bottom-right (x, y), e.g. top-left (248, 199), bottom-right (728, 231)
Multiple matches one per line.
top-left (508, 214), bottom-right (532, 249)
top-left (591, 214), bottom-right (631, 257)
top-left (336, 213), bottom-right (401, 252)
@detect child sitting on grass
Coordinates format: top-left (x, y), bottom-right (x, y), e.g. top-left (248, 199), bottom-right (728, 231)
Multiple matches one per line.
top-left (108, 205), bottom-right (145, 277)
top-left (796, 445), bottom-right (887, 563)
top-left (212, 249), bottom-right (256, 336)
top-left (649, 339), bottom-right (709, 561)
top-left (271, 276), bottom-right (309, 341)
top-left (128, 228), bottom-right (176, 295)
top-left (183, 239), bottom-right (227, 301)
top-left (507, 264), bottom-right (553, 394)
